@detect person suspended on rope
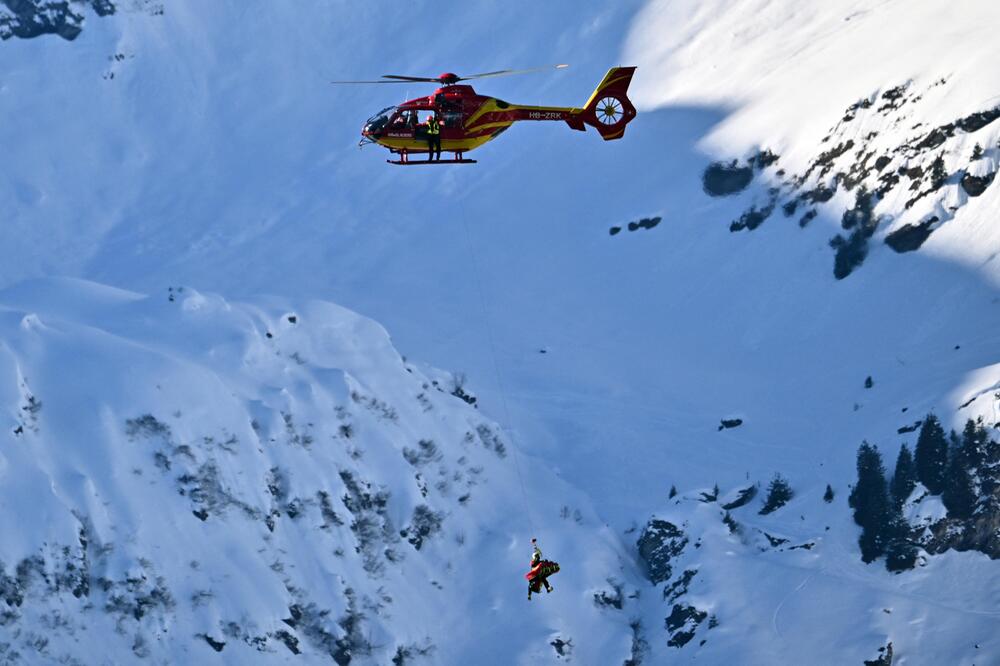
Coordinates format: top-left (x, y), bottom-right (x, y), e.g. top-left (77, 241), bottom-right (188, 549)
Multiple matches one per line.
top-left (526, 537), bottom-right (558, 600)
top-left (425, 111), bottom-right (442, 161)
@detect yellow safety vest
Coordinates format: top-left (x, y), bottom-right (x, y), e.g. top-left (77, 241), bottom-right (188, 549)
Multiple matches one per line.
top-left (427, 118), bottom-right (441, 135)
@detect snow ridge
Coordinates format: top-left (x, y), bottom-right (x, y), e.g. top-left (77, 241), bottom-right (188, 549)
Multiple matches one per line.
top-left (0, 278), bottom-right (597, 664)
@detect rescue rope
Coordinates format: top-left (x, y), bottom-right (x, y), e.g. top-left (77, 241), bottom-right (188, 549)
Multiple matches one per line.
top-left (458, 206), bottom-right (536, 535)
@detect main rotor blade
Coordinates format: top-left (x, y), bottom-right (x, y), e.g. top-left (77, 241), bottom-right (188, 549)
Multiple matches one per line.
top-left (330, 79), bottom-right (417, 84)
top-left (381, 75), bottom-right (442, 83)
top-left (459, 64), bottom-right (569, 81)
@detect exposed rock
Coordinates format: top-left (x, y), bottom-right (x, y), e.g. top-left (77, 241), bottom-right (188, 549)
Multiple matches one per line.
top-left (637, 519), bottom-right (688, 585)
top-left (801, 183), bottom-right (837, 204)
top-left (749, 149), bottom-right (779, 169)
top-left (593, 579), bottom-right (624, 609)
top-left (718, 418), bottom-right (743, 431)
top-left (274, 629), bottom-right (301, 655)
top-left (662, 569), bottom-right (696, 603)
top-left (909, 108), bottom-right (1000, 155)
top-left (450, 380), bottom-right (478, 407)
top-left (763, 532), bottom-right (789, 548)
top-left (721, 485), bottom-right (758, 510)
top-left (798, 209), bottom-right (818, 228)
top-left (703, 161), bottom-right (753, 197)
top-left (960, 170), bottom-right (996, 197)
top-left (807, 139), bottom-right (855, 179)
top-left (665, 604), bottom-right (707, 648)
top-left (1, 1), bottom-right (115, 41)
top-left (714, 82), bottom-right (997, 279)
top-left (957, 107), bottom-right (1000, 133)
top-left (924, 512), bottom-right (1000, 560)
top-left (199, 635), bottom-right (225, 653)
top-left (729, 198), bottom-right (776, 232)
top-left (885, 218), bottom-right (937, 253)
top-left (550, 636), bottom-right (573, 659)
top-left (627, 217), bottom-right (662, 232)
top-left (877, 85), bottom-right (908, 114)
top-left (864, 641), bottom-right (893, 666)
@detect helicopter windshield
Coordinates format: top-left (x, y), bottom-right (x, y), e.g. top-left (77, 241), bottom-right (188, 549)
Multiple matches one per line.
top-left (364, 106), bottom-right (397, 135)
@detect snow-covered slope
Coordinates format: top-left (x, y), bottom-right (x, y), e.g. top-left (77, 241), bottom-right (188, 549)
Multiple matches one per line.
top-left (2, 0), bottom-right (999, 663)
top-left (0, 277), bottom-right (632, 664)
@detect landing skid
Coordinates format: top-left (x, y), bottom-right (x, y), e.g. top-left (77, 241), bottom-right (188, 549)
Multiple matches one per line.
top-left (387, 150), bottom-right (476, 166)
top-left (387, 158), bottom-right (478, 166)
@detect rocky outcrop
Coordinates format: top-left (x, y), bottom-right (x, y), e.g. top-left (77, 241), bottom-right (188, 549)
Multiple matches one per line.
top-left (864, 641), bottom-right (893, 666)
top-left (713, 76), bottom-right (1000, 278)
top-left (923, 511), bottom-right (1000, 560)
top-left (703, 151), bottom-right (778, 198)
top-left (885, 218), bottom-right (937, 253)
top-left (0, 0), bottom-right (114, 41)
top-left (610, 216), bottom-right (663, 236)
top-left (960, 170), bottom-right (996, 197)
top-left (637, 519), bottom-right (688, 585)
top-left (665, 604), bottom-right (708, 648)
top-left (703, 161), bottom-right (754, 197)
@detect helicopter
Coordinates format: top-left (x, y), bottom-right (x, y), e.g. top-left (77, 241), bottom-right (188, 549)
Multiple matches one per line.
top-left (333, 65), bottom-right (637, 165)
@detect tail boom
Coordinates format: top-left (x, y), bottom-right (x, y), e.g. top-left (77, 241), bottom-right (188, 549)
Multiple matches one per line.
top-left (460, 66), bottom-right (637, 140)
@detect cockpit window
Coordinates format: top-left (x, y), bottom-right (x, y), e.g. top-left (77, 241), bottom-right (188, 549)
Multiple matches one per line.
top-left (364, 106), bottom-right (397, 134)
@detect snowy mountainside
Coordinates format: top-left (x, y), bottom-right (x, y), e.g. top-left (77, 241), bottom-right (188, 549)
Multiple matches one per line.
top-left (1, 0), bottom-right (1000, 663)
top-left (626, 0), bottom-right (1000, 281)
top-left (625, 0), bottom-right (1000, 167)
top-left (0, 278), bottom-right (631, 664)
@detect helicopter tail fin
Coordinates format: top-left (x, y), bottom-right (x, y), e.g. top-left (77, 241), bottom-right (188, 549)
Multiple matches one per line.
top-left (582, 67), bottom-right (638, 140)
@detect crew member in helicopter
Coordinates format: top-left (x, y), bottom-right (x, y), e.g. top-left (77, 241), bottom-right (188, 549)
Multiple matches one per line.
top-left (425, 111), bottom-right (442, 161)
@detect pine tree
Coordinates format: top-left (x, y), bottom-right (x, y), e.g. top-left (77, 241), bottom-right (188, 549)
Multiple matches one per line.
top-left (759, 474), bottom-right (793, 515)
top-left (972, 143), bottom-right (984, 160)
top-left (961, 418), bottom-right (988, 470)
top-left (884, 508), bottom-right (917, 573)
top-left (942, 443), bottom-right (976, 519)
top-left (890, 444), bottom-right (917, 507)
top-left (823, 484), bottom-right (835, 503)
top-left (978, 431), bottom-right (1000, 515)
top-left (668, 485), bottom-right (678, 499)
top-left (850, 442), bottom-right (891, 563)
top-left (930, 154), bottom-right (947, 189)
top-left (914, 415), bottom-right (948, 494)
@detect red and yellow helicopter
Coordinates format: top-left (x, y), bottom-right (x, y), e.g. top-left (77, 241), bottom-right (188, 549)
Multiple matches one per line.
top-left (333, 65), bottom-right (637, 165)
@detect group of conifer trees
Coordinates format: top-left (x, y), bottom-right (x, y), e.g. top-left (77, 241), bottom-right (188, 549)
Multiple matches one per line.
top-left (849, 414), bottom-right (998, 571)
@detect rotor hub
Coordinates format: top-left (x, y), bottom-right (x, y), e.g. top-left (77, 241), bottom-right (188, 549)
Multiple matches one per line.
top-left (439, 72), bottom-right (460, 85)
